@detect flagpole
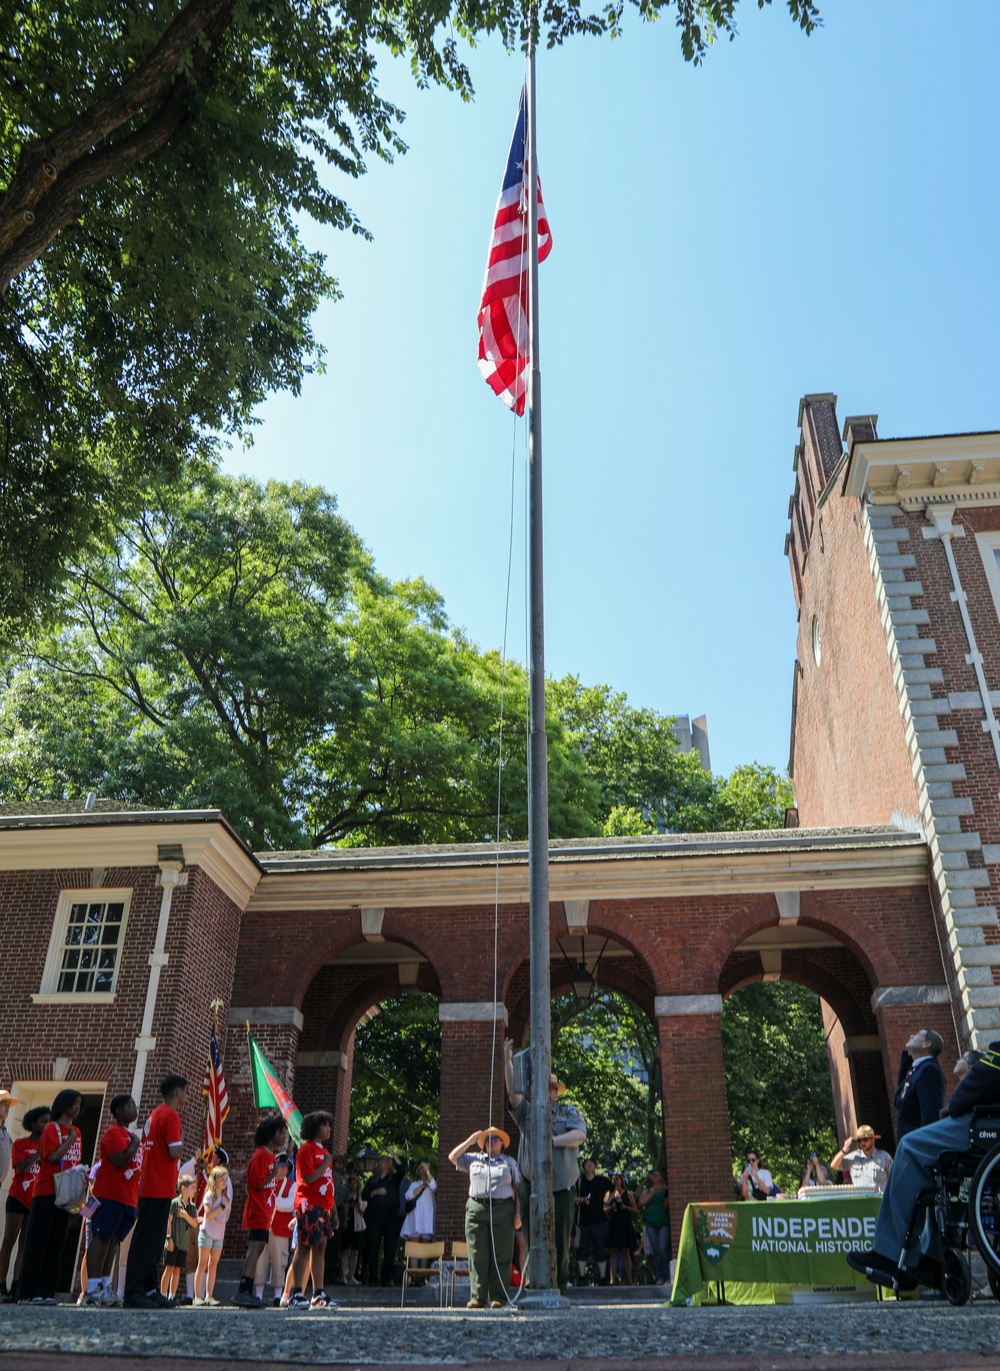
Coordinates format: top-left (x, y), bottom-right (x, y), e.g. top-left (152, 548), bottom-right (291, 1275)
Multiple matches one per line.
top-left (525, 38), bottom-right (557, 1296)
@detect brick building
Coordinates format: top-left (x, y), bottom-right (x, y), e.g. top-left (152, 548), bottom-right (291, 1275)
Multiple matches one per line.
top-left (3, 394), bottom-right (999, 1266)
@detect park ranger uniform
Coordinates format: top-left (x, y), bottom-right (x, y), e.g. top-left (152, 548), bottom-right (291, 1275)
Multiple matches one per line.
top-left (453, 1148), bottom-right (521, 1305)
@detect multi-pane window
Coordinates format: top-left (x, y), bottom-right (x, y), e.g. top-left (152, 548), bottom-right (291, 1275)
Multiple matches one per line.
top-left (56, 899), bottom-right (125, 993)
top-left (38, 889), bottom-right (132, 999)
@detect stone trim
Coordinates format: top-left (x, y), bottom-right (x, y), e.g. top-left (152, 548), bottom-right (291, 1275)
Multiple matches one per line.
top-left (438, 1001), bottom-right (508, 1024)
top-left (871, 984), bottom-right (951, 1011)
top-left (774, 891), bottom-right (800, 925)
top-left (229, 1005), bottom-right (305, 1031)
top-left (297, 1050), bottom-right (346, 1069)
top-left (865, 503), bottom-right (1000, 1038)
top-left (361, 907), bottom-right (385, 941)
top-left (655, 994), bottom-right (724, 1016)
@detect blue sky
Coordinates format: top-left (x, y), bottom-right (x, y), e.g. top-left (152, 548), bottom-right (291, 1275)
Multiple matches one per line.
top-left (224, 0), bottom-right (1000, 781)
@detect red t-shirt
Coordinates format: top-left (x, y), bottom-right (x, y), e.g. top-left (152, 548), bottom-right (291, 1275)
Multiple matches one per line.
top-left (138, 1104), bottom-right (182, 1200)
top-left (294, 1141), bottom-right (333, 1212)
top-left (33, 1123), bottom-right (82, 1198)
top-left (242, 1147), bottom-right (281, 1230)
top-left (271, 1178), bottom-right (295, 1239)
top-left (8, 1137), bottom-right (41, 1208)
top-left (93, 1123), bottom-right (140, 1206)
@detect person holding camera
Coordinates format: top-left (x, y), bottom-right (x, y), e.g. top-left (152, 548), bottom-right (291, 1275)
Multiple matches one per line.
top-left (604, 1173), bottom-right (637, 1285)
top-left (232, 1115), bottom-right (291, 1307)
top-left (830, 1125), bottom-right (892, 1193)
top-left (800, 1151), bottom-right (833, 1189)
top-left (739, 1150), bottom-right (780, 1201)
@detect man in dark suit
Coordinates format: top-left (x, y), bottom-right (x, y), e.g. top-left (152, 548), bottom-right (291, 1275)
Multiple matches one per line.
top-left (895, 1028), bottom-right (946, 1139)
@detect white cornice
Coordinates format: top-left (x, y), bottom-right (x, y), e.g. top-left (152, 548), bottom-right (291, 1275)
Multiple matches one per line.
top-left (844, 432), bottom-right (1000, 505)
top-left (246, 838), bottom-right (929, 912)
top-left (0, 820), bottom-right (260, 908)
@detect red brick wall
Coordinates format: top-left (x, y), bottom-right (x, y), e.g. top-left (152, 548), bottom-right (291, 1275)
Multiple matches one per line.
top-left (788, 414), bottom-right (920, 828)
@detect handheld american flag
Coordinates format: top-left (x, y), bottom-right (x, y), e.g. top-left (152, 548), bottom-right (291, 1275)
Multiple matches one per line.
top-left (477, 87), bottom-right (552, 415)
top-left (202, 1021), bottom-right (230, 1155)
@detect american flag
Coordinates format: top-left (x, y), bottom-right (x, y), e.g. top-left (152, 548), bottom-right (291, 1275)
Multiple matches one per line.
top-left (202, 1022), bottom-right (230, 1155)
top-left (477, 87), bottom-right (552, 415)
top-left (81, 1194), bottom-right (101, 1221)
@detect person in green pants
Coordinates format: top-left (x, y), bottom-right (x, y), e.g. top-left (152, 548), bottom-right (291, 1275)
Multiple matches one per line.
top-left (503, 1038), bottom-right (587, 1293)
top-left (448, 1126), bottom-right (521, 1309)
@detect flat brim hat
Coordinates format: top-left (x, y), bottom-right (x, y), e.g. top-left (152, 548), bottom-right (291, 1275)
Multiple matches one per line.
top-left (549, 1075), bottom-right (567, 1096)
top-left (477, 1126), bottom-right (510, 1150)
top-left (0, 1090), bottom-right (18, 1105)
top-left (855, 1125), bottom-right (880, 1141)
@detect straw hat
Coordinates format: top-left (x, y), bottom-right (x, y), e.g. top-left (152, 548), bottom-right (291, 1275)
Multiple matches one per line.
top-left (550, 1074), bottom-right (567, 1096)
top-left (477, 1125), bottom-right (510, 1150)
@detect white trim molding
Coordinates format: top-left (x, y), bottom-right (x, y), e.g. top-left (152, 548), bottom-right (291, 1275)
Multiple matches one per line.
top-left (438, 1001), bottom-right (509, 1024)
top-left (655, 994), bottom-right (724, 1016)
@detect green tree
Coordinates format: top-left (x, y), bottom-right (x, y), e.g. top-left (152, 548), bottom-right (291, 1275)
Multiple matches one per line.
top-left (714, 761), bottom-right (794, 830)
top-left (721, 982), bottom-right (838, 1191)
top-left (347, 992), bottom-right (441, 1162)
top-left (552, 990), bottom-right (663, 1177)
top-left (0, 1), bottom-right (820, 627)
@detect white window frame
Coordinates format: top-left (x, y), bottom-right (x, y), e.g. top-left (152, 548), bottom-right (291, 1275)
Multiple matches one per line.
top-left (32, 888), bottom-right (132, 1005)
top-left (976, 530), bottom-right (1000, 624)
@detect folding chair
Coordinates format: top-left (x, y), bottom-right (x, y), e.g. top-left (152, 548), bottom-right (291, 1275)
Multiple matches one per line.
top-left (400, 1240), bottom-right (445, 1307)
top-left (445, 1240), bottom-right (470, 1308)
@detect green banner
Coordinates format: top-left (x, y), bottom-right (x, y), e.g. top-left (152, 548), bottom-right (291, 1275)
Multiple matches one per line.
top-left (247, 1030), bottom-right (303, 1145)
top-left (670, 1196), bottom-right (882, 1306)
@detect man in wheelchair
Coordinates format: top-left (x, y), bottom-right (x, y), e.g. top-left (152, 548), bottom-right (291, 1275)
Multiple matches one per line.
top-left (848, 1040), bottom-right (1000, 1299)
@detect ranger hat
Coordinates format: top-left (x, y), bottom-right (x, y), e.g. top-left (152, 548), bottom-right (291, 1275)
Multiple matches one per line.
top-left (477, 1126), bottom-right (510, 1150)
top-left (855, 1124), bottom-right (880, 1141)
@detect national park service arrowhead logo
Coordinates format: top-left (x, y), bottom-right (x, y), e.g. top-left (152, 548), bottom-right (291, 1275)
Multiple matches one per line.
top-left (694, 1205), bottom-right (739, 1266)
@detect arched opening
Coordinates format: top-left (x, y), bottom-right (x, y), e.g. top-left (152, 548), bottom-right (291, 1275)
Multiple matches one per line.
top-left (348, 990), bottom-right (441, 1160)
top-left (721, 981), bottom-right (839, 1192)
top-left (551, 989), bottom-right (664, 1178)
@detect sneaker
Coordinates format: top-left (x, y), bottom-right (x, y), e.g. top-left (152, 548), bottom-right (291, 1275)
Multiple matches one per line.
top-left (43, 1297), bottom-right (57, 1305)
top-left (22, 1297), bottom-right (45, 1305)
top-left (232, 1290), bottom-right (263, 1308)
top-left (122, 1292), bottom-right (158, 1309)
top-left (102, 1290), bottom-right (124, 1307)
top-left (287, 1292), bottom-right (310, 1309)
top-left (490, 1299), bottom-right (503, 1309)
top-left (151, 1291), bottom-right (176, 1309)
top-left (272, 1296), bottom-right (282, 1307)
top-left (310, 1291), bottom-right (336, 1309)
top-left (192, 1296), bottom-right (206, 1307)
top-left (466, 1298), bottom-right (484, 1308)
top-left (77, 1290), bottom-right (102, 1306)
top-left (205, 1296), bottom-right (221, 1307)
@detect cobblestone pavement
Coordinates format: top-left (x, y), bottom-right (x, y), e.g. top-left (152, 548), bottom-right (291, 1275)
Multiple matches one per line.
top-left (4, 1301), bottom-right (1000, 1367)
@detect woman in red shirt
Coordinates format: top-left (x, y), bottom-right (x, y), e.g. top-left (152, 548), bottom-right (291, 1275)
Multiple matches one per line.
top-left (18, 1090), bottom-right (83, 1303)
top-left (0, 1106), bottom-right (50, 1302)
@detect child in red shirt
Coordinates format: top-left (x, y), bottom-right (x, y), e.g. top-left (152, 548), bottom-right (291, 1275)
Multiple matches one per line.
top-left (0, 1106), bottom-right (49, 1302)
top-left (123, 1073), bottom-right (187, 1309)
top-left (232, 1114), bottom-right (289, 1307)
top-left (283, 1111), bottom-right (337, 1310)
top-left (17, 1090), bottom-right (83, 1303)
top-left (80, 1094), bottom-right (142, 1306)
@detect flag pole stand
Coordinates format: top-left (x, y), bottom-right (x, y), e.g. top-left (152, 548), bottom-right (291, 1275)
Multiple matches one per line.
top-left (517, 32), bottom-right (566, 1310)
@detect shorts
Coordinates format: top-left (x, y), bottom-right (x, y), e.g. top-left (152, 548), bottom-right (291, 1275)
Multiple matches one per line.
top-left (91, 1199), bottom-right (137, 1243)
top-left (197, 1231), bottom-right (225, 1250)
top-left (246, 1228), bottom-right (270, 1243)
top-left (163, 1247), bottom-right (187, 1268)
top-left (296, 1205), bottom-right (334, 1248)
top-left (4, 1195), bottom-right (29, 1216)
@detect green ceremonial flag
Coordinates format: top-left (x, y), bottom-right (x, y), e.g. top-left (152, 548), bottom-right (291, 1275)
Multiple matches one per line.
top-left (247, 1030), bottom-right (303, 1145)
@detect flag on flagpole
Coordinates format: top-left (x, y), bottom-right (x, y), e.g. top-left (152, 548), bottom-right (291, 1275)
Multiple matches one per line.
top-left (477, 86), bottom-right (552, 415)
top-left (247, 1029), bottom-right (303, 1145)
top-left (202, 1021), bottom-right (230, 1156)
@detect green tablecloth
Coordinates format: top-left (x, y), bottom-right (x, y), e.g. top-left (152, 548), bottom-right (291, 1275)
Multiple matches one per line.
top-left (669, 1195), bottom-right (882, 1306)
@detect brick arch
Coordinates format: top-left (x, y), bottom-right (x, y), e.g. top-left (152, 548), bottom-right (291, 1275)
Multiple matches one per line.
top-left (281, 914), bottom-right (453, 1012)
top-left (719, 949), bottom-right (873, 1035)
top-left (507, 955), bottom-right (657, 1049)
top-left (699, 892), bottom-right (905, 994)
top-left (499, 907), bottom-right (663, 1005)
top-left (328, 970), bottom-right (441, 1056)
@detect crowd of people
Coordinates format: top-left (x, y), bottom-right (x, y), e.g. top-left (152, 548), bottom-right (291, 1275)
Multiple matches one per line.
top-left (0, 1076), bottom-right (443, 1311)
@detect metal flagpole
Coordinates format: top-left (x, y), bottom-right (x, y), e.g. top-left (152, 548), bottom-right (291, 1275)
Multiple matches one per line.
top-left (525, 37), bottom-right (558, 1296)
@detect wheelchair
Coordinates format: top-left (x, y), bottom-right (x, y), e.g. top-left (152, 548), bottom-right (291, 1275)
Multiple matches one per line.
top-left (894, 1110), bottom-right (1000, 1306)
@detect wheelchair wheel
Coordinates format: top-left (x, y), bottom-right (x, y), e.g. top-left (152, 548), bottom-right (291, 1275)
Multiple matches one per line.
top-left (968, 1140), bottom-right (1000, 1280)
top-left (941, 1248), bottom-right (972, 1306)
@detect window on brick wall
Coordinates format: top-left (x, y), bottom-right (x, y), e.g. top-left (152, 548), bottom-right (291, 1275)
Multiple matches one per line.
top-left (976, 531), bottom-right (1000, 623)
top-left (35, 889), bottom-right (132, 1002)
